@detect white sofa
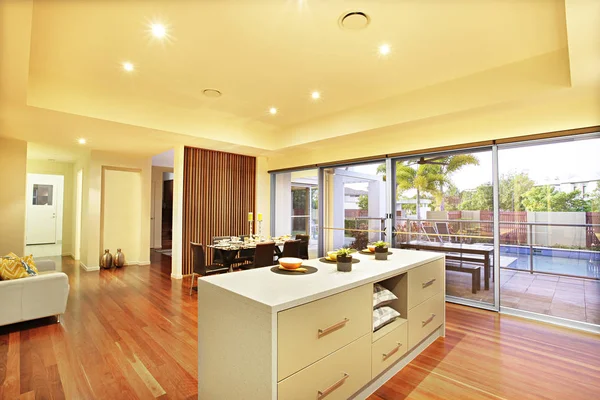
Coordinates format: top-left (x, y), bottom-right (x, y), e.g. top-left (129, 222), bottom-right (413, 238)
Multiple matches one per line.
top-left (0, 259), bottom-right (69, 326)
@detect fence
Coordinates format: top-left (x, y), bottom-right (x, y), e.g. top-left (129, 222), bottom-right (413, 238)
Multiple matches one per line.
top-left (588, 212), bottom-right (600, 248)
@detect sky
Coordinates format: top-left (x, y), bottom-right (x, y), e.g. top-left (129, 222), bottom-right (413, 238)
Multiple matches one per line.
top-left (346, 137), bottom-right (600, 192)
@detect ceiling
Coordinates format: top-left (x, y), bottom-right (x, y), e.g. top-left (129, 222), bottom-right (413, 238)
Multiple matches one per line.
top-left (1, 0), bottom-right (599, 162)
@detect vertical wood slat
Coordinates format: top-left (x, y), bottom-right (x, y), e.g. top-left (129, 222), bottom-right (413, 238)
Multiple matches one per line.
top-left (182, 147), bottom-right (256, 275)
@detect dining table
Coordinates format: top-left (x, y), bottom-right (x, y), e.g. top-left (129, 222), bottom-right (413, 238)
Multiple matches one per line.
top-left (208, 239), bottom-right (288, 272)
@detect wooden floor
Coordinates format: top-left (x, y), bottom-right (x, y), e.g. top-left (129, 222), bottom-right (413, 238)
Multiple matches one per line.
top-left (1, 254), bottom-right (599, 399)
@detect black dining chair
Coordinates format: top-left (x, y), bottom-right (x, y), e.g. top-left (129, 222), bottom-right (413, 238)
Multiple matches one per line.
top-left (236, 235), bottom-right (255, 266)
top-left (212, 236), bottom-right (230, 265)
top-left (242, 241), bottom-right (276, 270)
top-left (281, 239), bottom-right (301, 259)
top-left (295, 234), bottom-right (310, 260)
top-left (189, 242), bottom-right (229, 295)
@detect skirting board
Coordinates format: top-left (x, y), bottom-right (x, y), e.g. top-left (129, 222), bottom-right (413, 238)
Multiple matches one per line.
top-left (80, 262), bottom-right (100, 272)
top-left (171, 273), bottom-right (183, 280)
top-left (61, 252), bottom-right (74, 258)
top-left (124, 261), bottom-right (151, 266)
top-left (350, 325), bottom-right (445, 400)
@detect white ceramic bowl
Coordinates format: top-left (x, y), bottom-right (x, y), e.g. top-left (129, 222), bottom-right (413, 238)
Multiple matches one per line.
top-left (279, 257), bottom-right (303, 269)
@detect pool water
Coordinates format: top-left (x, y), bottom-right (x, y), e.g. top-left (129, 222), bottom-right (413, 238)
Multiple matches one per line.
top-left (501, 251), bottom-right (600, 279)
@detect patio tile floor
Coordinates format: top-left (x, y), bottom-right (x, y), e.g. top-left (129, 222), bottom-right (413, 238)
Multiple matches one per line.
top-left (446, 268), bottom-right (600, 325)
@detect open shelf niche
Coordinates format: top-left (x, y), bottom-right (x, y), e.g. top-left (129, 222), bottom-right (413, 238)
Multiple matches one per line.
top-left (372, 272), bottom-right (409, 342)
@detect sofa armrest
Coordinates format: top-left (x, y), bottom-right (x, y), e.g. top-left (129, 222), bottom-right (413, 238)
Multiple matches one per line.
top-left (22, 272), bottom-right (70, 321)
top-left (35, 259), bottom-right (56, 272)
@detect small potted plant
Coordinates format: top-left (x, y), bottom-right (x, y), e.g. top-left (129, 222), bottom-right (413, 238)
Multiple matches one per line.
top-left (336, 248), bottom-right (356, 272)
top-left (373, 241), bottom-right (389, 260)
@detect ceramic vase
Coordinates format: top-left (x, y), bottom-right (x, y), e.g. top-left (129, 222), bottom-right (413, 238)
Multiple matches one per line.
top-left (375, 247), bottom-right (388, 260)
top-left (100, 249), bottom-right (113, 269)
top-left (114, 249), bottom-right (125, 268)
top-left (337, 255), bottom-right (352, 272)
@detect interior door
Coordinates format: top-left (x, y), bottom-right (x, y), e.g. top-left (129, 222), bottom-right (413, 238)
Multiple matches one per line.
top-left (26, 178), bottom-right (58, 245)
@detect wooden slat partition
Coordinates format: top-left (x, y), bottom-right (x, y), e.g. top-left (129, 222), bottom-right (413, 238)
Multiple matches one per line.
top-left (182, 147), bottom-right (256, 275)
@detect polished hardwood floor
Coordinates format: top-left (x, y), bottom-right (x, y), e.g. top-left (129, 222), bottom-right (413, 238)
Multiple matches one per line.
top-left (1, 253), bottom-right (599, 399)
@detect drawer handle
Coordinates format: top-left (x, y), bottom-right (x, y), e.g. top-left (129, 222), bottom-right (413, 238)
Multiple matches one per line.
top-left (422, 313), bottom-right (436, 327)
top-left (382, 342), bottom-right (402, 361)
top-left (318, 318), bottom-right (349, 338)
top-left (317, 372), bottom-right (349, 399)
top-left (422, 278), bottom-right (436, 289)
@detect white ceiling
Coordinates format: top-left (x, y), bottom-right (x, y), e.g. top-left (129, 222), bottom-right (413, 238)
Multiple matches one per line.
top-left (1, 0), bottom-right (599, 161)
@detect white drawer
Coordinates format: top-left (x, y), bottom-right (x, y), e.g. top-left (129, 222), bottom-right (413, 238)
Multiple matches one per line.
top-left (408, 259), bottom-right (443, 309)
top-left (278, 334), bottom-right (371, 400)
top-left (372, 319), bottom-right (408, 378)
top-left (407, 291), bottom-right (444, 349)
top-left (278, 284), bottom-right (372, 380)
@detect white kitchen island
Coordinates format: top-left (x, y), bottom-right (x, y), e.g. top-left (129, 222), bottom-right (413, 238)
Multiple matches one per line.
top-left (198, 248), bottom-right (445, 400)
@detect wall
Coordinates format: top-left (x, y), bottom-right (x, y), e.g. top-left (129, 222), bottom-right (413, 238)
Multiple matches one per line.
top-left (182, 147), bottom-right (256, 275)
top-left (267, 88), bottom-right (600, 171)
top-left (26, 159), bottom-right (74, 255)
top-left (256, 157), bottom-right (271, 238)
top-left (103, 168), bottom-right (142, 263)
top-left (528, 212), bottom-right (587, 247)
top-left (0, 138), bottom-right (27, 256)
top-left (82, 150), bottom-right (151, 269)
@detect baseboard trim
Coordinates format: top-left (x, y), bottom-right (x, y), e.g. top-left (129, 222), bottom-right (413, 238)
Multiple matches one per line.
top-left (171, 273), bottom-right (183, 280)
top-left (80, 262), bottom-right (100, 272)
top-left (62, 252), bottom-right (74, 258)
top-left (351, 325), bottom-right (444, 399)
top-left (123, 261), bottom-right (151, 266)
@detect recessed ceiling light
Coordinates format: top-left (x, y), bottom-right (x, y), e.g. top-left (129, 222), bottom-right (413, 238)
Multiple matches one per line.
top-left (379, 44), bottom-right (391, 56)
top-left (78, 138), bottom-right (86, 145)
top-left (311, 91), bottom-right (321, 100)
top-left (151, 23), bottom-right (167, 38)
top-left (203, 89), bottom-right (222, 98)
top-left (123, 62), bottom-right (134, 72)
top-left (269, 107), bottom-right (278, 115)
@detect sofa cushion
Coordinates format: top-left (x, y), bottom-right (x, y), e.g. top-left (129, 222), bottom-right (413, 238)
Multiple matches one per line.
top-left (0, 253), bottom-right (38, 280)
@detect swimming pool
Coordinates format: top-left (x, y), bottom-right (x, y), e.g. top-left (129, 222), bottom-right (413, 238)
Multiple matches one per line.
top-left (500, 249), bottom-right (600, 279)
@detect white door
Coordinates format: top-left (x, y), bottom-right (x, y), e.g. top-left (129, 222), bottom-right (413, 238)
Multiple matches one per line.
top-left (26, 174), bottom-right (63, 245)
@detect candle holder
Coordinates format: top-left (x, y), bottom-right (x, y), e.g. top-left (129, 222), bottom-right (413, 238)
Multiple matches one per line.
top-left (249, 220), bottom-right (253, 238)
top-left (258, 221), bottom-right (263, 241)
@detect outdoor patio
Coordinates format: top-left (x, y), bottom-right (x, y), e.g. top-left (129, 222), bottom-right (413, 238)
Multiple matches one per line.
top-left (446, 268), bottom-right (600, 325)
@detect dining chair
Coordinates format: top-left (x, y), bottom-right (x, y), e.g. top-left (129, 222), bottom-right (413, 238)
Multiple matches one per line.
top-left (212, 236), bottom-right (230, 265)
top-left (295, 234), bottom-right (310, 260)
top-left (243, 241), bottom-right (276, 269)
top-left (189, 242), bottom-right (229, 295)
top-left (281, 240), bottom-right (301, 258)
top-left (236, 235), bottom-right (255, 266)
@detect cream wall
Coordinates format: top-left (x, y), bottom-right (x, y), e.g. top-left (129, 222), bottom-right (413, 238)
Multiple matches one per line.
top-left (0, 138), bottom-right (27, 256)
top-left (73, 152), bottom-right (90, 265)
top-left (103, 169), bottom-right (142, 263)
top-left (82, 150), bottom-right (152, 269)
top-left (26, 159), bottom-right (74, 255)
top-left (268, 88), bottom-right (600, 170)
top-left (255, 156), bottom-right (271, 238)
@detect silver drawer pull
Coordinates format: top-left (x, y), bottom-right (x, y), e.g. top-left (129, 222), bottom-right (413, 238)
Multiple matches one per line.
top-left (318, 318), bottom-right (349, 338)
top-left (422, 313), bottom-right (436, 327)
top-left (382, 342), bottom-right (402, 361)
top-left (422, 278), bottom-right (436, 289)
top-left (317, 373), bottom-right (349, 399)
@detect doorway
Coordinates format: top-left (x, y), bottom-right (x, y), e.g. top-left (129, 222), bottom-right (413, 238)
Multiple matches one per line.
top-left (162, 174), bottom-right (174, 249)
top-left (25, 173), bottom-right (65, 256)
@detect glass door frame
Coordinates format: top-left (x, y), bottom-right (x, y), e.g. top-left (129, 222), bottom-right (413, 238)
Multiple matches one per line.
top-left (389, 145), bottom-right (501, 312)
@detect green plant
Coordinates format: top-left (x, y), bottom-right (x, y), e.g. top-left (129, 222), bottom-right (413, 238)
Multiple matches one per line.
top-left (373, 241), bottom-right (389, 248)
top-left (336, 248), bottom-right (356, 258)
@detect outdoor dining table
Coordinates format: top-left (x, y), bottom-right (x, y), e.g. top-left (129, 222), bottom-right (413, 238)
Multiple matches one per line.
top-left (208, 240), bottom-right (287, 272)
top-left (400, 240), bottom-right (494, 290)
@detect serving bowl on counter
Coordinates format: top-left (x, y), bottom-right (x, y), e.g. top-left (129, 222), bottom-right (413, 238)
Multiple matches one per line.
top-left (278, 257), bottom-right (303, 270)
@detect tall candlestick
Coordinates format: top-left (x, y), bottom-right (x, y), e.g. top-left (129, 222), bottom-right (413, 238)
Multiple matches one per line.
top-left (257, 213), bottom-right (263, 222)
top-left (248, 212), bottom-right (253, 222)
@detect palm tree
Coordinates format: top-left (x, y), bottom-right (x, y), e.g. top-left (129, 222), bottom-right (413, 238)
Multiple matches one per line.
top-left (377, 154), bottom-right (479, 215)
top-left (430, 155), bottom-right (479, 211)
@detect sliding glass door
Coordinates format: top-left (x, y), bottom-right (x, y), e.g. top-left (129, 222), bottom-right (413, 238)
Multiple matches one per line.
top-left (272, 169), bottom-right (319, 258)
top-left (322, 161), bottom-right (390, 253)
top-left (391, 148), bottom-right (498, 308)
top-left (498, 135), bottom-right (600, 325)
